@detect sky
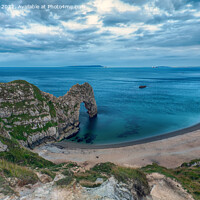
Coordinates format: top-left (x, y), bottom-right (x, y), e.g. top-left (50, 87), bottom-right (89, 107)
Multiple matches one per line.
top-left (0, 0), bottom-right (200, 67)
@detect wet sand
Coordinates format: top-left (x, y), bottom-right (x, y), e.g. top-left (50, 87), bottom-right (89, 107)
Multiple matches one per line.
top-left (34, 126), bottom-right (200, 169)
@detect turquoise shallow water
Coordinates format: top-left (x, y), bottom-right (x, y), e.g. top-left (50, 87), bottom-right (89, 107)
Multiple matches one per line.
top-left (1, 67), bottom-right (200, 145)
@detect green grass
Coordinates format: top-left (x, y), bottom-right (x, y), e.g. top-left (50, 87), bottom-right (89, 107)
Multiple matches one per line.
top-left (9, 121), bottom-right (58, 141)
top-left (112, 166), bottom-right (148, 183)
top-left (65, 162), bottom-right (78, 169)
top-left (41, 169), bottom-right (56, 179)
top-left (141, 162), bottom-right (200, 200)
top-left (2, 115), bottom-right (57, 141)
top-left (72, 163), bottom-right (110, 188)
top-left (181, 159), bottom-right (200, 167)
top-left (9, 80), bottom-right (44, 102)
top-left (75, 170), bottom-right (107, 188)
top-left (55, 177), bottom-right (73, 186)
top-left (141, 163), bottom-right (176, 179)
top-left (111, 166), bottom-right (150, 196)
top-left (48, 163), bottom-right (66, 172)
top-left (0, 159), bottom-right (38, 186)
top-left (0, 135), bottom-right (199, 200)
top-left (0, 80), bottom-right (58, 141)
top-left (0, 101), bottom-right (34, 109)
top-left (0, 102), bottom-right (14, 108)
top-left (10, 125), bottom-right (33, 141)
top-left (62, 168), bottom-right (73, 176)
top-left (31, 84), bottom-right (44, 102)
top-left (91, 162), bottom-right (148, 185)
top-left (5, 114), bottom-right (48, 124)
top-left (75, 170), bottom-right (106, 182)
top-left (74, 103), bottom-right (79, 109)
top-left (48, 101), bottom-right (57, 118)
top-left (0, 136), bottom-right (54, 168)
top-left (75, 162), bottom-right (149, 192)
top-left (10, 80), bottom-right (30, 85)
top-left (91, 162), bottom-right (115, 174)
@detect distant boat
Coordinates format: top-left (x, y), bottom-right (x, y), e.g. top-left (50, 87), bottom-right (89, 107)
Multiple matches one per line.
top-left (139, 85), bottom-right (147, 89)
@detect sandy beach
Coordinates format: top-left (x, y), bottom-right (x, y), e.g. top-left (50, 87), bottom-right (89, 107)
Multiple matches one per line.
top-left (34, 125), bottom-right (200, 169)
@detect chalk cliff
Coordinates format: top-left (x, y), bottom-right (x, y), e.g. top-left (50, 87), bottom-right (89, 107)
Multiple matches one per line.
top-left (0, 80), bottom-right (97, 148)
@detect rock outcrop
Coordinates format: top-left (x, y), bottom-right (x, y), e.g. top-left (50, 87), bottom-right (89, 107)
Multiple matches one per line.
top-left (0, 80), bottom-right (97, 148)
top-left (0, 141), bottom-right (7, 152)
top-left (0, 171), bottom-right (193, 200)
top-left (5, 176), bottom-right (151, 200)
top-left (147, 173), bottom-right (194, 200)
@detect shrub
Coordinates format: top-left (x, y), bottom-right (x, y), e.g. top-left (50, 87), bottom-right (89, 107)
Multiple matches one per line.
top-left (55, 177), bottom-right (73, 186)
top-left (91, 162), bottom-right (115, 174)
top-left (41, 169), bottom-right (56, 179)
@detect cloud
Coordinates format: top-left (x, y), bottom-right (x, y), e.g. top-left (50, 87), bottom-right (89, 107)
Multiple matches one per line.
top-left (102, 10), bottom-right (150, 26)
top-left (155, 0), bottom-right (185, 12)
top-left (120, 0), bottom-right (149, 6)
top-left (0, 0), bottom-right (199, 67)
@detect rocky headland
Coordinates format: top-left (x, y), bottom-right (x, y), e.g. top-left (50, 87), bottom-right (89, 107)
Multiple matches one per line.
top-left (0, 80), bottom-right (97, 149)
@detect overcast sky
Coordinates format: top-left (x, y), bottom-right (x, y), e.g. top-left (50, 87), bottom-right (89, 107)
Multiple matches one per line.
top-left (0, 0), bottom-right (200, 67)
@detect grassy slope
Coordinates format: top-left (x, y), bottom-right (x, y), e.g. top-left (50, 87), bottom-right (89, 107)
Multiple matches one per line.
top-left (0, 159), bottom-right (38, 186)
top-left (75, 161), bottom-right (150, 196)
top-left (0, 136), bottom-right (54, 168)
top-left (0, 135), bottom-right (55, 195)
top-left (142, 162), bottom-right (200, 200)
top-left (0, 134), bottom-right (199, 199)
top-left (0, 135), bottom-right (199, 200)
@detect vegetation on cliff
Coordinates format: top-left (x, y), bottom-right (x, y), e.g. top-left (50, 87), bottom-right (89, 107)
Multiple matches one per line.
top-left (142, 160), bottom-right (200, 200)
top-left (0, 135), bottom-right (54, 195)
top-left (0, 80), bottom-right (58, 147)
top-left (0, 136), bottom-right (54, 168)
top-left (74, 162), bottom-right (150, 197)
top-left (0, 134), bottom-right (199, 199)
top-left (0, 80), bottom-right (97, 148)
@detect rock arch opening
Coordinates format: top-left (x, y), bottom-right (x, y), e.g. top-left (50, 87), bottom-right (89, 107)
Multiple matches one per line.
top-left (58, 82), bottom-right (98, 139)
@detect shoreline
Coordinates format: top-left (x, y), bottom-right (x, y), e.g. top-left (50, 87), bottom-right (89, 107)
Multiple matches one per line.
top-left (34, 128), bottom-right (200, 168)
top-left (54, 122), bottom-right (200, 149)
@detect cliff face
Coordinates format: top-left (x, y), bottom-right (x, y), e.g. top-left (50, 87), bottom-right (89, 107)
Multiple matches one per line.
top-left (0, 80), bottom-right (97, 148)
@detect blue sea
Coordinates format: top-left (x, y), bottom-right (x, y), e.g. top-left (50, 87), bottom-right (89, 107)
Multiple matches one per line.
top-left (1, 66), bottom-right (200, 145)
